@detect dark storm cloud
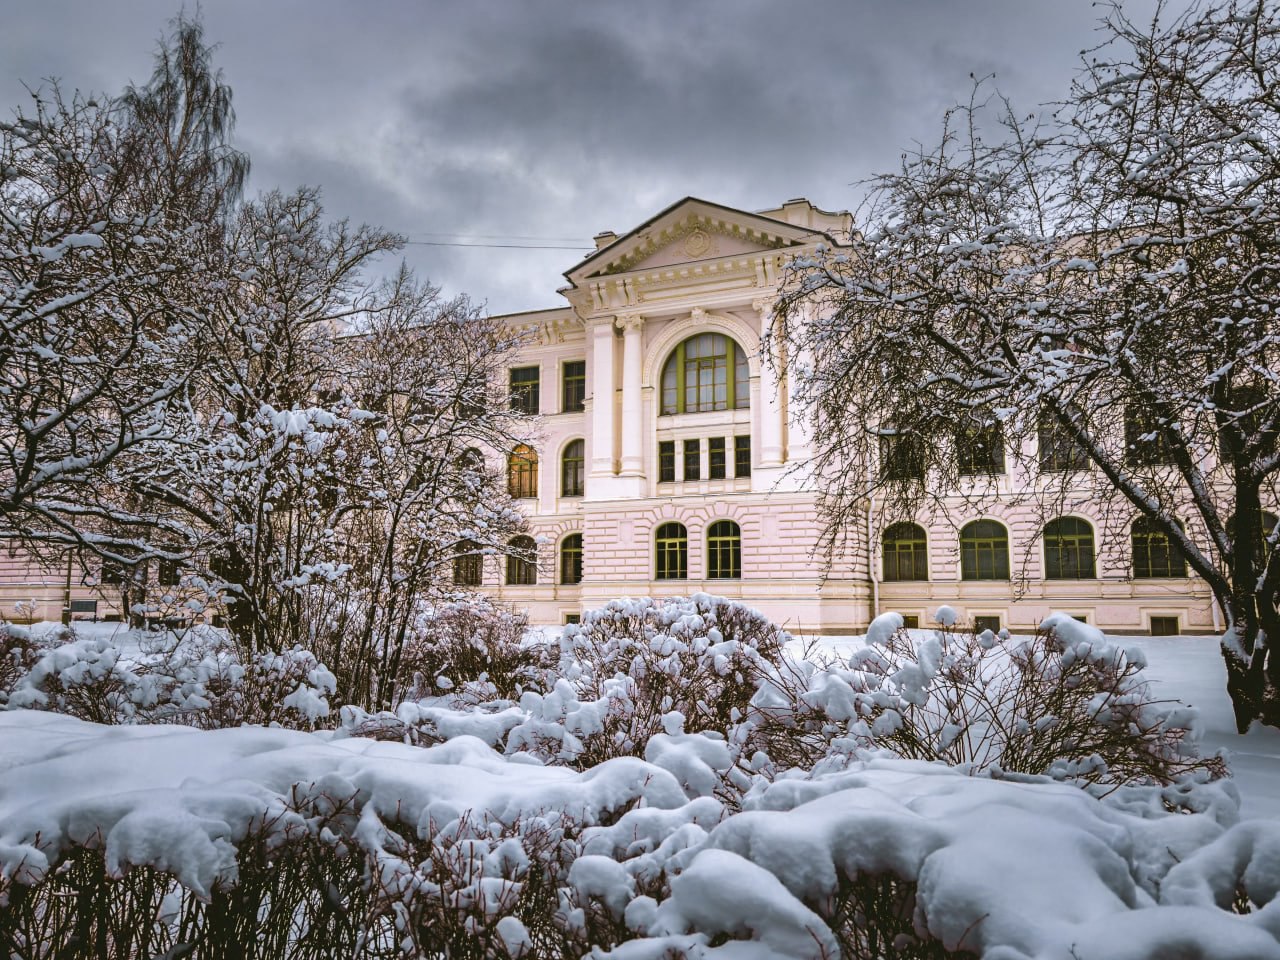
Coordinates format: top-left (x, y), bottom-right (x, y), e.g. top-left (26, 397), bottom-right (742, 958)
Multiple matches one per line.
top-left (1, 1), bottom-right (1159, 313)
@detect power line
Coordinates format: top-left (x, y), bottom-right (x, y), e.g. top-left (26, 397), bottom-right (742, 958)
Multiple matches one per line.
top-left (412, 231), bottom-right (591, 242)
top-left (404, 239), bottom-right (594, 251)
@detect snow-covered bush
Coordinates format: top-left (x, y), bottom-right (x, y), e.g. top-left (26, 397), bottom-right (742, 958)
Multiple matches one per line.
top-left (780, 612), bottom-right (1222, 788)
top-left (1, 627), bottom-right (337, 730)
top-left (556, 595), bottom-right (790, 767)
top-left (0, 625), bottom-right (47, 705)
top-left (1, 710), bottom-right (1266, 960)
top-left (397, 598), bottom-right (548, 704)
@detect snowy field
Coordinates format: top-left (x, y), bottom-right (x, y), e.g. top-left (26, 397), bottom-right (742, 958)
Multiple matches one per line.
top-left (3, 610), bottom-right (1280, 958)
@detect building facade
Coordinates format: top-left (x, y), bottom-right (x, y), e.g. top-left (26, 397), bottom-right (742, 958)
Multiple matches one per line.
top-left (479, 196), bottom-right (1229, 636)
top-left (0, 196), bottom-right (1247, 635)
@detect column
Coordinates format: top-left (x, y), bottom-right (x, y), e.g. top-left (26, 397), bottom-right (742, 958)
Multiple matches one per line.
top-left (617, 313), bottom-right (645, 476)
top-left (589, 319), bottom-right (616, 477)
top-left (754, 298), bottom-right (785, 467)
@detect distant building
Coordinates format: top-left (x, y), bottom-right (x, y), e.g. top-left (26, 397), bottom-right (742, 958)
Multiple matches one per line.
top-left (479, 196), bottom-right (1225, 636)
top-left (0, 196), bottom-right (1234, 635)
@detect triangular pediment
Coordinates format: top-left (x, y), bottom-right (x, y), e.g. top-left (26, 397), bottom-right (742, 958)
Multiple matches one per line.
top-left (565, 197), bottom-right (828, 284)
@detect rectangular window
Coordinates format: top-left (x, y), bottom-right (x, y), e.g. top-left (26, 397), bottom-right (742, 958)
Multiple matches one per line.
top-left (509, 366), bottom-right (540, 415)
top-left (974, 615), bottom-right (1001, 634)
top-left (658, 441), bottom-right (676, 483)
top-left (1150, 615), bottom-right (1179, 636)
top-left (709, 437), bottom-right (726, 480)
top-left (562, 361), bottom-right (585, 413)
top-left (880, 434), bottom-right (924, 482)
top-left (683, 439), bottom-right (701, 481)
top-left (157, 559), bottom-right (182, 586)
top-left (734, 435), bottom-right (751, 478)
top-left (957, 426), bottom-right (1005, 476)
top-left (564, 613), bottom-right (581, 625)
top-left (1125, 406), bottom-right (1176, 466)
top-left (901, 615), bottom-right (919, 629)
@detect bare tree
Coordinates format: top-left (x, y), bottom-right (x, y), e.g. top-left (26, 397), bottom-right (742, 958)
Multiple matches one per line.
top-left (774, 0), bottom-right (1280, 731)
top-left (0, 15), bottom-right (247, 583)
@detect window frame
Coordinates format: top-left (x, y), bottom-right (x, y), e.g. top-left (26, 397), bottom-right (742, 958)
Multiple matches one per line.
top-left (561, 360), bottom-right (586, 413)
top-left (706, 519), bottom-right (741, 580)
top-left (509, 366), bottom-right (540, 415)
top-left (658, 440), bottom-right (676, 483)
top-left (660, 333), bottom-right (750, 415)
top-left (734, 435), bottom-right (751, 478)
top-left (708, 437), bottom-right (726, 480)
top-left (1038, 413), bottom-right (1089, 473)
top-left (507, 444), bottom-right (538, 499)
top-left (560, 439), bottom-right (584, 497)
top-left (956, 425), bottom-right (1005, 476)
top-left (683, 439), bottom-right (701, 481)
top-left (655, 521), bottom-right (688, 580)
top-left (1043, 516), bottom-right (1096, 580)
top-left (505, 536), bottom-right (538, 586)
top-left (559, 533), bottom-right (583, 585)
top-left (959, 519), bottom-right (1011, 581)
top-left (453, 540), bottom-right (484, 587)
top-left (1131, 517), bottom-right (1187, 578)
top-left (882, 522), bottom-right (929, 582)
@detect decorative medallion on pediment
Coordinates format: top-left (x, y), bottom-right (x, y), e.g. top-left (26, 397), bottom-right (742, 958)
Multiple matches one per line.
top-left (600, 216), bottom-right (790, 276)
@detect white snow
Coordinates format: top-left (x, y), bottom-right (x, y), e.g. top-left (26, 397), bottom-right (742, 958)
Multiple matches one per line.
top-left (3, 615), bottom-right (1280, 957)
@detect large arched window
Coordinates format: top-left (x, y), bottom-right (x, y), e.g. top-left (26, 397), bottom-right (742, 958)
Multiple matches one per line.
top-left (506, 535), bottom-right (537, 586)
top-left (508, 445), bottom-right (537, 499)
top-left (561, 440), bottom-right (584, 497)
top-left (959, 520), bottom-right (1010, 580)
top-left (660, 333), bottom-right (749, 415)
top-left (560, 533), bottom-right (583, 585)
top-left (655, 522), bottom-right (688, 580)
top-left (707, 520), bottom-right (741, 579)
top-left (1043, 517), bottom-right (1095, 579)
top-left (453, 539), bottom-right (483, 587)
top-left (1132, 517), bottom-right (1186, 578)
top-left (882, 522), bottom-right (928, 581)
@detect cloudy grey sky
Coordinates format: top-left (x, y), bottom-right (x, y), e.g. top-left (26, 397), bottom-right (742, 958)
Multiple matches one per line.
top-left (3, 2), bottom-right (1161, 314)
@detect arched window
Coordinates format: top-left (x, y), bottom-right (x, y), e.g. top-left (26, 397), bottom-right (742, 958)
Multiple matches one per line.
top-left (882, 522), bottom-right (928, 581)
top-left (655, 522), bottom-right (688, 580)
top-left (660, 333), bottom-right (749, 415)
top-left (1132, 517), bottom-right (1187, 578)
top-left (453, 539), bottom-right (483, 587)
top-left (560, 533), bottom-right (583, 585)
top-left (508, 445), bottom-right (538, 499)
top-left (506, 535), bottom-right (537, 586)
top-left (561, 440), bottom-right (584, 497)
top-left (707, 520), bottom-right (741, 579)
top-left (458, 447), bottom-right (485, 472)
top-left (959, 520), bottom-right (1010, 580)
top-left (1043, 517), bottom-right (1095, 580)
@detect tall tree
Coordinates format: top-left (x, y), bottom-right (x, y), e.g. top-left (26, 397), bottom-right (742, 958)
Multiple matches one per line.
top-left (775, 0), bottom-right (1280, 730)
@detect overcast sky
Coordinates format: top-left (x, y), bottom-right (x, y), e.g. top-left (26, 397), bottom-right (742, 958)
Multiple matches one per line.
top-left (3, 2), bottom-right (1162, 314)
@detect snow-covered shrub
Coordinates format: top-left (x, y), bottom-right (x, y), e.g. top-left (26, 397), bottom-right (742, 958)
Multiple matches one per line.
top-left (0, 624), bottom-right (45, 704)
top-left (397, 598), bottom-right (547, 704)
top-left (788, 612), bottom-right (1222, 788)
top-left (557, 595), bottom-right (789, 766)
top-left (1, 627), bottom-right (336, 730)
top-left (3, 632), bottom-right (149, 724)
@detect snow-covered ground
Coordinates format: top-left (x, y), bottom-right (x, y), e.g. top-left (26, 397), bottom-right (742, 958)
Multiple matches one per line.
top-left (3, 617), bottom-right (1280, 958)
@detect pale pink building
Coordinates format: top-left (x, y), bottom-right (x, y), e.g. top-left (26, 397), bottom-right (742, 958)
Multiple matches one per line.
top-left (1, 197), bottom-right (1244, 635)
top-left (479, 197), bottom-right (1230, 636)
